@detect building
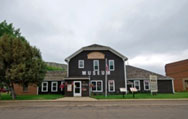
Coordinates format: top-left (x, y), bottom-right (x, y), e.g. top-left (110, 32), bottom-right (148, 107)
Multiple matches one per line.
top-left (127, 65), bottom-right (174, 93)
top-left (14, 71), bottom-right (66, 95)
top-left (63, 44), bottom-right (174, 96)
top-left (165, 59), bottom-right (188, 92)
top-left (14, 44), bottom-right (174, 96)
top-left (39, 71), bottom-right (66, 94)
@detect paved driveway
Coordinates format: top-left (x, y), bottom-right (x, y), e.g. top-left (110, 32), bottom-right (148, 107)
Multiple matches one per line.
top-left (0, 100), bottom-right (188, 119)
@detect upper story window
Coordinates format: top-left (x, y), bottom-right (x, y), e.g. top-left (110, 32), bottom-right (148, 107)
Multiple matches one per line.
top-left (93, 60), bottom-right (99, 71)
top-left (78, 60), bottom-right (84, 68)
top-left (109, 60), bottom-right (115, 71)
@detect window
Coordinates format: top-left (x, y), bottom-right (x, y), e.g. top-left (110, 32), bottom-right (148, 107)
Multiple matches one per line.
top-left (78, 60), bottom-right (84, 68)
top-left (51, 82), bottom-right (58, 92)
top-left (108, 80), bottom-right (115, 92)
top-left (91, 80), bottom-right (103, 92)
top-left (134, 80), bottom-right (140, 90)
top-left (42, 82), bottom-right (48, 92)
top-left (23, 83), bottom-right (28, 92)
top-left (144, 80), bottom-right (150, 90)
top-left (109, 60), bottom-right (115, 71)
top-left (93, 60), bottom-right (99, 71)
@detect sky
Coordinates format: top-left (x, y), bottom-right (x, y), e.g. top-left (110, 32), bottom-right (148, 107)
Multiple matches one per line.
top-left (0, 0), bottom-right (188, 75)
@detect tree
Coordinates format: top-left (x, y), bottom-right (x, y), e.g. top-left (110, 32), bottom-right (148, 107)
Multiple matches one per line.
top-left (0, 21), bottom-right (46, 99)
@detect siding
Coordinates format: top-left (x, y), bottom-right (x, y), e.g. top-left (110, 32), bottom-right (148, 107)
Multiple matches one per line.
top-left (68, 50), bottom-right (125, 94)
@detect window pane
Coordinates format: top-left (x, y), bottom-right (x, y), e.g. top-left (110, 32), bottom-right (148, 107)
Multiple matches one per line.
top-left (109, 60), bottom-right (114, 70)
top-left (79, 60), bottom-right (84, 68)
top-left (110, 65), bottom-right (113, 69)
top-left (97, 82), bottom-right (102, 91)
top-left (95, 66), bottom-right (98, 70)
top-left (92, 82), bottom-right (96, 91)
top-left (94, 60), bottom-right (99, 71)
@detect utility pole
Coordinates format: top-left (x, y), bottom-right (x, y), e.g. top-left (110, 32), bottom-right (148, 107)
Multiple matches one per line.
top-left (105, 58), bottom-right (108, 97)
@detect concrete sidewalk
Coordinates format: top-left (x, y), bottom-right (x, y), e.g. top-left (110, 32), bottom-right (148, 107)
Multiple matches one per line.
top-left (56, 97), bottom-right (98, 101)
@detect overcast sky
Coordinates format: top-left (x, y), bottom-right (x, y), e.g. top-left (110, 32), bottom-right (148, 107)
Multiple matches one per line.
top-left (0, 0), bottom-right (188, 75)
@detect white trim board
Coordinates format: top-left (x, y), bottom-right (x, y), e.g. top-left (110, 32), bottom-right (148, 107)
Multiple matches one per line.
top-left (41, 82), bottom-right (48, 92)
top-left (51, 82), bottom-right (58, 92)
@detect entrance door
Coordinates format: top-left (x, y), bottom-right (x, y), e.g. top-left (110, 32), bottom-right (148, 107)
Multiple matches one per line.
top-left (74, 81), bottom-right (82, 96)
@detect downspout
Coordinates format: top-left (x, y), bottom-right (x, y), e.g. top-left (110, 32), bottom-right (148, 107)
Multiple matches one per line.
top-left (67, 60), bottom-right (69, 77)
top-left (124, 60), bottom-right (127, 94)
top-left (172, 78), bottom-right (175, 93)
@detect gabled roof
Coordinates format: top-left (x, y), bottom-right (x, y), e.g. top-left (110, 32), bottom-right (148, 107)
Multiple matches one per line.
top-left (126, 65), bottom-right (172, 80)
top-left (65, 44), bottom-right (128, 62)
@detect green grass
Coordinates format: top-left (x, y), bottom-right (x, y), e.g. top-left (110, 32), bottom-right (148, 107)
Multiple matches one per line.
top-left (92, 92), bottom-right (188, 99)
top-left (46, 66), bottom-right (64, 71)
top-left (0, 93), bottom-right (63, 100)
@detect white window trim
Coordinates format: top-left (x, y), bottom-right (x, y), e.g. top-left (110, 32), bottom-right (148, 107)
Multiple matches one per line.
top-left (51, 82), bottom-right (58, 92)
top-left (91, 80), bottom-right (103, 92)
top-left (134, 80), bottom-right (140, 91)
top-left (109, 60), bottom-right (115, 71)
top-left (41, 82), bottom-right (48, 92)
top-left (78, 60), bottom-right (84, 69)
top-left (108, 80), bottom-right (115, 92)
top-left (144, 80), bottom-right (150, 91)
top-left (93, 60), bottom-right (99, 71)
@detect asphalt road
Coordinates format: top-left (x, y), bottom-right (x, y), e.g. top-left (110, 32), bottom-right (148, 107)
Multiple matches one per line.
top-left (0, 100), bottom-right (188, 119)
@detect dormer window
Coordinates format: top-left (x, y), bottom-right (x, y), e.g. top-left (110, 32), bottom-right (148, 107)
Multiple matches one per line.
top-left (93, 60), bottom-right (99, 71)
top-left (109, 60), bottom-right (115, 71)
top-left (78, 60), bottom-right (84, 68)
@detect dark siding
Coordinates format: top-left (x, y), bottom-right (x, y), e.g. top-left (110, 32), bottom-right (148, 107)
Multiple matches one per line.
top-left (64, 80), bottom-right (89, 96)
top-left (64, 81), bottom-right (73, 96)
top-left (69, 50), bottom-right (125, 94)
top-left (81, 80), bottom-right (89, 96)
top-left (127, 79), bottom-right (173, 93)
top-left (39, 81), bottom-right (64, 94)
top-left (158, 80), bottom-right (173, 93)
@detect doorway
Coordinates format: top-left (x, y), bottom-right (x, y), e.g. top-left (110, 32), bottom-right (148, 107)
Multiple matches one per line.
top-left (74, 81), bottom-right (82, 96)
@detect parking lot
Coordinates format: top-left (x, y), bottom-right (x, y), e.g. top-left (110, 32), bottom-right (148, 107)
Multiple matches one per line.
top-left (0, 100), bottom-right (188, 119)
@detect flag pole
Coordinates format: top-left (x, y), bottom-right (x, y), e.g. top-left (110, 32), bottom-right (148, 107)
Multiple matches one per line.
top-left (105, 58), bottom-right (108, 97)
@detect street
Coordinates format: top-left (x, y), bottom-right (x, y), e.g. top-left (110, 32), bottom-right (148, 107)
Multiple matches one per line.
top-left (0, 100), bottom-right (188, 119)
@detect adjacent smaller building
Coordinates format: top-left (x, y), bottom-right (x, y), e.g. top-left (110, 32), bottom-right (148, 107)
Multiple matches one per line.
top-left (39, 71), bottom-right (66, 94)
top-left (127, 65), bottom-right (174, 93)
top-left (165, 59), bottom-right (188, 92)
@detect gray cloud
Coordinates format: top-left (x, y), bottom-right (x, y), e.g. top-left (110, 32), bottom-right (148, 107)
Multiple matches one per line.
top-left (0, 0), bottom-right (188, 74)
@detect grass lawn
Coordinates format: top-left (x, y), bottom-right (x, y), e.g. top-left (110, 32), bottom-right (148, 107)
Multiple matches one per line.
top-left (92, 92), bottom-right (188, 99)
top-left (0, 93), bottom-right (63, 100)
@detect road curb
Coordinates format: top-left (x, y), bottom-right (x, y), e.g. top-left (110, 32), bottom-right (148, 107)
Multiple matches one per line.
top-left (1, 98), bottom-right (188, 103)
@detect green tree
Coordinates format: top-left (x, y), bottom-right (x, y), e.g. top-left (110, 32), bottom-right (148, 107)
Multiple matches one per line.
top-left (0, 21), bottom-right (46, 99)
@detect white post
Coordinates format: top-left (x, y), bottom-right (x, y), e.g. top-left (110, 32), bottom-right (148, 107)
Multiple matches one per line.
top-left (105, 58), bottom-right (108, 97)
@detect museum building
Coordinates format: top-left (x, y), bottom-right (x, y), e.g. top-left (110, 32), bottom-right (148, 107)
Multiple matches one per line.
top-left (14, 44), bottom-right (174, 96)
